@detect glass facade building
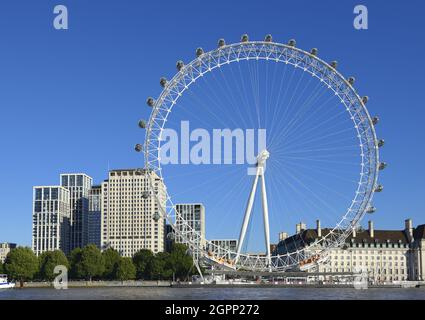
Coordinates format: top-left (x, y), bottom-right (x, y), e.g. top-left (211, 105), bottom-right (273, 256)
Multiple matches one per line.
top-left (32, 186), bottom-right (70, 255)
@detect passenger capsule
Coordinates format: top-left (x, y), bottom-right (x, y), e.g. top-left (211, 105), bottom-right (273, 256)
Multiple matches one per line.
top-left (138, 120), bottom-right (146, 129)
top-left (377, 139), bottom-right (385, 148)
top-left (134, 144), bottom-right (143, 152)
top-left (142, 191), bottom-right (150, 199)
top-left (348, 77), bottom-right (355, 85)
top-left (374, 185), bottom-right (384, 192)
top-left (288, 39), bottom-right (296, 47)
top-left (362, 96), bottom-right (369, 104)
top-left (372, 116), bottom-right (379, 125)
top-left (218, 38), bottom-right (225, 47)
top-left (330, 61), bottom-right (338, 69)
top-left (196, 47), bottom-right (204, 57)
top-left (152, 212), bottom-right (160, 222)
top-left (160, 77), bottom-right (167, 88)
top-left (310, 48), bottom-right (318, 56)
top-left (379, 162), bottom-right (387, 170)
top-left (176, 60), bottom-right (184, 71)
top-left (265, 34), bottom-right (273, 42)
top-left (146, 97), bottom-right (155, 107)
top-left (366, 206), bottom-right (376, 214)
top-left (241, 34), bottom-right (249, 42)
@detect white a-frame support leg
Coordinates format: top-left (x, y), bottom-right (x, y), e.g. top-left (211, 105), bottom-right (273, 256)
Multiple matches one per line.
top-left (235, 168), bottom-right (260, 263)
top-left (235, 150), bottom-right (271, 270)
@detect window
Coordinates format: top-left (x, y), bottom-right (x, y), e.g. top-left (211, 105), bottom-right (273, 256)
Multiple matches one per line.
top-left (51, 188), bottom-right (58, 200)
top-left (35, 188), bottom-right (42, 200)
top-left (77, 175), bottom-right (83, 186)
top-left (43, 188), bottom-right (50, 200)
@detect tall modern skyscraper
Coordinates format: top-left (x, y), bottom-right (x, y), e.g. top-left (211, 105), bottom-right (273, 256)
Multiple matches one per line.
top-left (101, 169), bottom-right (166, 257)
top-left (175, 203), bottom-right (206, 261)
top-left (84, 185), bottom-right (102, 249)
top-left (32, 186), bottom-right (70, 256)
top-left (60, 173), bottom-right (92, 251)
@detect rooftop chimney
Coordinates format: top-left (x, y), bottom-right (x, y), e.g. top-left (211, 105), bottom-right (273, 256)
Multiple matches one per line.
top-left (405, 218), bottom-right (413, 241)
top-left (316, 220), bottom-right (321, 238)
top-left (279, 232), bottom-right (288, 241)
top-left (296, 222), bottom-right (306, 234)
top-left (368, 220), bottom-right (374, 238)
top-left (352, 226), bottom-right (356, 238)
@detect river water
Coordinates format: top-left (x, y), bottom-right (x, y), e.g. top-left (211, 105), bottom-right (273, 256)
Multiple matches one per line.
top-left (1, 287), bottom-right (425, 300)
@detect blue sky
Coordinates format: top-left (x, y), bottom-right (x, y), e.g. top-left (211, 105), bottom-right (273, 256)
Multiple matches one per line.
top-left (0, 0), bottom-right (424, 248)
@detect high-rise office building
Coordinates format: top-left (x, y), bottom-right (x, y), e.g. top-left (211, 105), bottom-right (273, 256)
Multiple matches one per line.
top-left (101, 169), bottom-right (166, 257)
top-left (60, 173), bottom-right (92, 250)
top-left (84, 185), bottom-right (102, 249)
top-left (32, 186), bottom-right (70, 256)
top-left (175, 203), bottom-right (206, 261)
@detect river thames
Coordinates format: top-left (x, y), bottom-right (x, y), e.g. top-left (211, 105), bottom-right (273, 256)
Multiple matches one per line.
top-left (1, 287), bottom-right (425, 300)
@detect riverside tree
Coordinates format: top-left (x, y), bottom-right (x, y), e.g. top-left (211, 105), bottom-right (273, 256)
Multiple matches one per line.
top-left (68, 247), bottom-right (83, 279)
top-left (102, 248), bottom-right (121, 280)
top-left (133, 249), bottom-right (154, 280)
top-left (169, 243), bottom-right (195, 281)
top-left (38, 250), bottom-right (69, 281)
top-left (114, 257), bottom-right (136, 281)
top-left (0, 262), bottom-right (4, 274)
top-left (151, 252), bottom-right (173, 280)
top-left (4, 247), bottom-right (38, 287)
top-left (69, 244), bottom-right (105, 281)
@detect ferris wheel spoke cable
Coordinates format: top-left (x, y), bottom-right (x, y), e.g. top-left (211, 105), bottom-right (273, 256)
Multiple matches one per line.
top-left (281, 159), bottom-right (359, 184)
top-left (269, 87), bottom-right (341, 150)
top-left (267, 161), bottom-right (312, 255)
top-left (280, 105), bottom-right (350, 150)
top-left (225, 63), bottom-right (257, 129)
top-left (209, 64), bottom-right (252, 129)
top-left (236, 61), bottom-right (258, 128)
top-left (275, 86), bottom-right (341, 146)
top-left (280, 125), bottom-right (357, 153)
top-left (272, 160), bottom-right (341, 224)
top-left (284, 162), bottom-right (354, 203)
top-left (246, 58), bottom-right (262, 128)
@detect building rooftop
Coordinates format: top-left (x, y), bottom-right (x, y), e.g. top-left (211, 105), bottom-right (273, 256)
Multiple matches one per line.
top-left (277, 224), bottom-right (425, 248)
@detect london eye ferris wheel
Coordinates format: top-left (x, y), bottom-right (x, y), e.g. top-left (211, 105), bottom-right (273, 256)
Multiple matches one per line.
top-left (136, 34), bottom-right (386, 272)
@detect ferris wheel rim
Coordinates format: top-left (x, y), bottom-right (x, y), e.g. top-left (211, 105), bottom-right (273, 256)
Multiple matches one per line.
top-left (143, 39), bottom-right (380, 272)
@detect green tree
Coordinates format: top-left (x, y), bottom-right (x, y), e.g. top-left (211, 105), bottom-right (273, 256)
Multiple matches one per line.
top-left (69, 247), bottom-right (83, 279)
top-left (78, 244), bottom-right (105, 281)
top-left (113, 257), bottom-right (136, 281)
top-left (169, 243), bottom-right (194, 281)
top-left (151, 252), bottom-right (172, 280)
top-left (38, 250), bottom-right (69, 281)
top-left (4, 247), bottom-right (38, 287)
top-left (0, 262), bottom-right (4, 274)
top-left (102, 248), bottom-right (121, 279)
top-left (133, 249), bottom-right (154, 280)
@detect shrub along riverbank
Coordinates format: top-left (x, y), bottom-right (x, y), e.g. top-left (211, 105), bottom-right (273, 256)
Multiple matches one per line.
top-left (1, 243), bottom-right (196, 286)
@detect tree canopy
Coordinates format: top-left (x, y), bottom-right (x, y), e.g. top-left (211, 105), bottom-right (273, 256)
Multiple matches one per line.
top-left (114, 257), bottom-right (136, 281)
top-left (102, 248), bottom-right (121, 279)
top-left (38, 250), bottom-right (69, 281)
top-left (133, 249), bottom-right (154, 280)
top-left (69, 244), bottom-right (105, 281)
top-left (4, 247), bottom-right (38, 283)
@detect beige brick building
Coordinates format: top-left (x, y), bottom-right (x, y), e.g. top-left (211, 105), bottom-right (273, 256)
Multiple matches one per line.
top-left (101, 169), bottom-right (166, 256)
